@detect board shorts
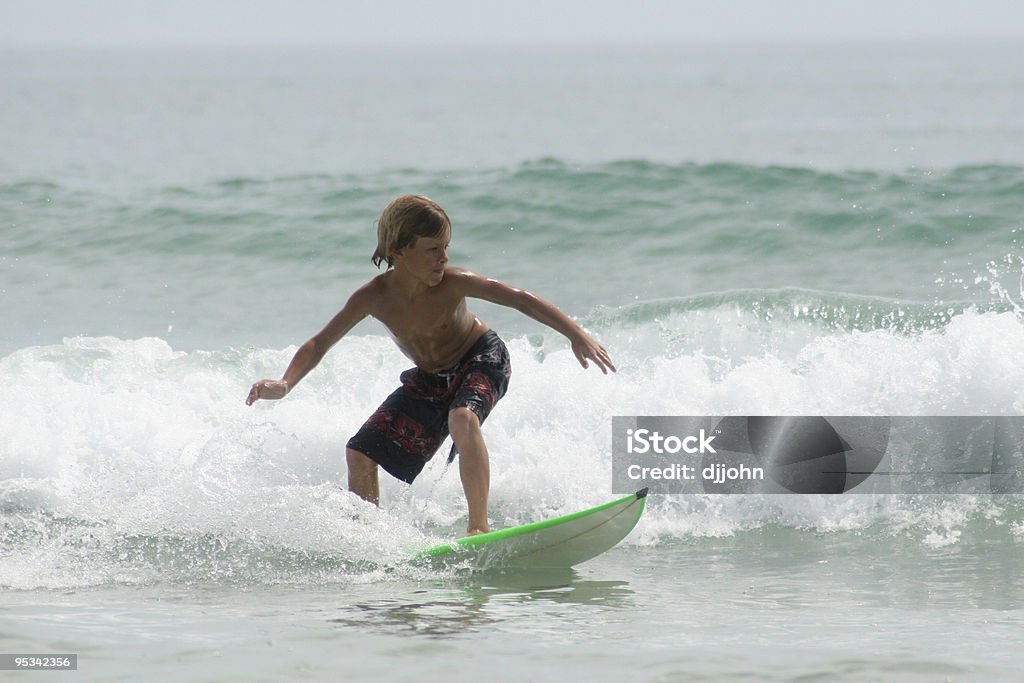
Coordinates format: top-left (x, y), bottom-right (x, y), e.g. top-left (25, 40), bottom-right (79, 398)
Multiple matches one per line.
top-left (346, 330), bottom-right (511, 484)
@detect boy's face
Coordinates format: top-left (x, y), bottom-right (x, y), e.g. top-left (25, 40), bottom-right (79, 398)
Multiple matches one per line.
top-left (393, 228), bottom-right (450, 287)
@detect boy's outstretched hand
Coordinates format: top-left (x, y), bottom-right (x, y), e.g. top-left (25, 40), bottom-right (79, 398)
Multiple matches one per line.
top-left (246, 379), bottom-right (289, 405)
top-left (571, 334), bottom-right (616, 374)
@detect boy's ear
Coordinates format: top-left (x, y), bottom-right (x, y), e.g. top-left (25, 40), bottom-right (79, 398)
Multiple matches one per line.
top-left (390, 237), bottom-right (416, 262)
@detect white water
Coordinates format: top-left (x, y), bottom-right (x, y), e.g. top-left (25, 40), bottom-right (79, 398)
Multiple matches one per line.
top-left (3, 309), bottom-right (1023, 590)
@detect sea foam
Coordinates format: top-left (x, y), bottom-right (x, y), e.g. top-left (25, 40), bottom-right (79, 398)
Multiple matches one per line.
top-left (1, 303), bottom-right (1022, 588)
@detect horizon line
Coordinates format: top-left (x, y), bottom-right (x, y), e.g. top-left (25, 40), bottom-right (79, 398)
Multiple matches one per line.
top-left (3, 34), bottom-right (1024, 51)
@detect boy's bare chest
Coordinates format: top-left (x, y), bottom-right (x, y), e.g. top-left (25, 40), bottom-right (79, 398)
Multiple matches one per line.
top-left (374, 289), bottom-right (466, 340)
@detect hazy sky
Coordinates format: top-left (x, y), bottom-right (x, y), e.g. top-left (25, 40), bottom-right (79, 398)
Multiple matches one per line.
top-left (3, 0), bottom-right (1023, 48)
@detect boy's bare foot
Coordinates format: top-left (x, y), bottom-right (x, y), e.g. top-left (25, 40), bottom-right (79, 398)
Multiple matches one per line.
top-left (466, 527), bottom-right (489, 537)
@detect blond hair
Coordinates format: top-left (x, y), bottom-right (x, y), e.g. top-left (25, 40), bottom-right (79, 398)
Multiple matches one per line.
top-left (372, 195), bottom-right (451, 268)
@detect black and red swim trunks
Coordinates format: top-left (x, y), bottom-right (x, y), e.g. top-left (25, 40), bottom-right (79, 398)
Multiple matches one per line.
top-left (346, 330), bottom-right (511, 483)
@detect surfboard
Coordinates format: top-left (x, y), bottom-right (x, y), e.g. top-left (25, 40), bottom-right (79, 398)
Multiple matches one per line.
top-left (416, 488), bottom-right (648, 569)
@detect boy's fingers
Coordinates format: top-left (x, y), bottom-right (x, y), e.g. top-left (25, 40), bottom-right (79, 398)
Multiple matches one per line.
top-left (593, 346), bottom-right (614, 373)
top-left (574, 342), bottom-right (615, 373)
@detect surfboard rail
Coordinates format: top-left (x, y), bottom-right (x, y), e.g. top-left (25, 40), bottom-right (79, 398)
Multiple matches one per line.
top-left (416, 488), bottom-right (649, 569)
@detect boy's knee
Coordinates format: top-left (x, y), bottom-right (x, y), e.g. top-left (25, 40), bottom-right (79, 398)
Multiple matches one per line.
top-left (345, 447), bottom-right (379, 506)
top-left (448, 407), bottom-right (480, 441)
top-left (346, 448), bottom-right (376, 474)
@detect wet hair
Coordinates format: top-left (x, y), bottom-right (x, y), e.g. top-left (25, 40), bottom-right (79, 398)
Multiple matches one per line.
top-left (371, 195), bottom-right (451, 268)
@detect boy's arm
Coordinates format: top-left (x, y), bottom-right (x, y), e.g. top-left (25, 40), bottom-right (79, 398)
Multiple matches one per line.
top-left (451, 269), bottom-right (616, 374)
top-left (246, 286), bottom-right (373, 405)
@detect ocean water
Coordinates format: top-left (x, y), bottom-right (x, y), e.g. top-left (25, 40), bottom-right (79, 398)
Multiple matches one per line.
top-left (3, 41), bottom-right (1024, 681)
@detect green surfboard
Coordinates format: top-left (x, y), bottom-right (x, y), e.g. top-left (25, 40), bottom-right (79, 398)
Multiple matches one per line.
top-left (416, 488), bottom-right (648, 569)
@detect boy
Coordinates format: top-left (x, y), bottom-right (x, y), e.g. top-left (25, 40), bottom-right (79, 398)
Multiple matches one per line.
top-left (246, 195), bottom-right (615, 535)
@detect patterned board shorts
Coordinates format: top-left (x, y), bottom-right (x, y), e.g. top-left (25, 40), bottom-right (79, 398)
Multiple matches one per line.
top-left (346, 330), bottom-right (511, 483)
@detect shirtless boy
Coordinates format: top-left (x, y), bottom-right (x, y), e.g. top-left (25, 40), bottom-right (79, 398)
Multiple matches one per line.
top-left (246, 195), bottom-right (615, 535)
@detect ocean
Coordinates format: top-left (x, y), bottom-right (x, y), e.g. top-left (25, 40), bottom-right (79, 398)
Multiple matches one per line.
top-left (3, 40), bottom-right (1024, 681)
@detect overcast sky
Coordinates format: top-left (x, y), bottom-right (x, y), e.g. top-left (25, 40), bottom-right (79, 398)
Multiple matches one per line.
top-left (3, 0), bottom-right (1023, 48)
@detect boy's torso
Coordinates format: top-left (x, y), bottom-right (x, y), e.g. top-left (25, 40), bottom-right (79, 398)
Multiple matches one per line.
top-left (368, 269), bottom-right (489, 372)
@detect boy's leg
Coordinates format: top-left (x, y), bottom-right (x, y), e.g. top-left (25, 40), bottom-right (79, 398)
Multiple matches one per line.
top-left (346, 448), bottom-right (380, 506)
top-left (448, 407), bottom-right (490, 535)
